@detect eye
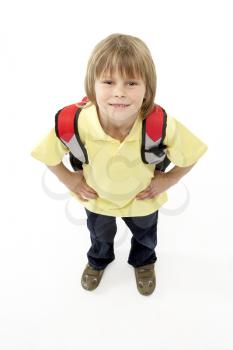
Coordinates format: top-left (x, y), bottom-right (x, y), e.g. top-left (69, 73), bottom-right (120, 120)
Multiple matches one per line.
top-left (103, 80), bottom-right (113, 85)
top-left (128, 81), bottom-right (138, 86)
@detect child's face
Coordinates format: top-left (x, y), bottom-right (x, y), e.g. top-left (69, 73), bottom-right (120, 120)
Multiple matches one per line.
top-left (94, 71), bottom-right (146, 129)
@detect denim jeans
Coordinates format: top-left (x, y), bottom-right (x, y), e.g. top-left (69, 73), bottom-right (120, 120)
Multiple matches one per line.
top-left (85, 208), bottom-right (158, 270)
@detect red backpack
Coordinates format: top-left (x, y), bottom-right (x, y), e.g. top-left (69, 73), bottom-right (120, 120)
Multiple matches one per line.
top-left (55, 97), bottom-right (170, 171)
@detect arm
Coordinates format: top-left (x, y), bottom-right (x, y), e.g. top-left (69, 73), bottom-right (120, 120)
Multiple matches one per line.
top-left (136, 162), bottom-right (196, 200)
top-left (47, 162), bottom-right (82, 186)
top-left (161, 162), bottom-right (196, 185)
top-left (47, 162), bottom-right (98, 201)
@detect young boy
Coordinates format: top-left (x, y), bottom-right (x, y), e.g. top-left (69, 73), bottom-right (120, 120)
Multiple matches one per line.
top-left (31, 33), bottom-right (207, 296)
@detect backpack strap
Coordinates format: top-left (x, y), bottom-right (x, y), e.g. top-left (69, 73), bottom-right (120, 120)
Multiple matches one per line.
top-left (55, 98), bottom-right (170, 172)
top-left (141, 104), bottom-right (170, 171)
top-left (55, 97), bottom-right (89, 166)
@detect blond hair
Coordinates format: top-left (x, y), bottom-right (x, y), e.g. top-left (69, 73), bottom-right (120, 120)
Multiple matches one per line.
top-left (84, 33), bottom-right (157, 118)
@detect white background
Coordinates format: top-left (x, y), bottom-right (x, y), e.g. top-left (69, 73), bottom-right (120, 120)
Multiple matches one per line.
top-left (1, 0), bottom-right (233, 349)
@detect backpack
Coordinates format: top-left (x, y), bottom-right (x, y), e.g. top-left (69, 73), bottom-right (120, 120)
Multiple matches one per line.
top-left (55, 97), bottom-right (171, 172)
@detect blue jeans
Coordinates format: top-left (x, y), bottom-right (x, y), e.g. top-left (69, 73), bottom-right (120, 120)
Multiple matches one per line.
top-left (85, 208), bottom-right (158, 270)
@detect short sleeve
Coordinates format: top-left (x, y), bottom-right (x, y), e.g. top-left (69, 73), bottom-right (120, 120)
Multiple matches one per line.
top-left (31, 128), bottom-right (69, 166)
top-left (163, 115), bottom-right (208, 167)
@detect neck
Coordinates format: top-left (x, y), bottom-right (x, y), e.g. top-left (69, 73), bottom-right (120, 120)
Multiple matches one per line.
top-left (97, 109), bottom-right (137, 136)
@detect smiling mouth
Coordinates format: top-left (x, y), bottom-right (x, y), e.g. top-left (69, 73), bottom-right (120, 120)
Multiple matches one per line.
top-left (109, 104), bottom-right (130, 108)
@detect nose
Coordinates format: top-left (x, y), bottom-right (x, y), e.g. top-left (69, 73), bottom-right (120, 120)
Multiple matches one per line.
top-left (113, 83), bottom-right (126, 97)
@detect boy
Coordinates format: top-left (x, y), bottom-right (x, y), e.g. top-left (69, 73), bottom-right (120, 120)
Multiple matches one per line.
top-left (31, 33), bottom-right (207, 296)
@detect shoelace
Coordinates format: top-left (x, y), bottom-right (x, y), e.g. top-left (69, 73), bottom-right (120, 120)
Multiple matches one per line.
top-left (137, 268), bottom-right (154, 277)
top-left (85, 266), bottom-right (103, 277)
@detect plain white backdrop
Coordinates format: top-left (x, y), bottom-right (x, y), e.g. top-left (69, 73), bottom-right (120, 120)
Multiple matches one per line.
top-left (1, 0), bottom-right (233, 349)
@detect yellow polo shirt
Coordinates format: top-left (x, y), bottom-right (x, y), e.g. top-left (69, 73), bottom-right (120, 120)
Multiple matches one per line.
top-left (31, 103), bottom-right (207, 217)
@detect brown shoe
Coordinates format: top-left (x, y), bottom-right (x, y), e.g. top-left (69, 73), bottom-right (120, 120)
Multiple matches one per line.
top-left (81, 264), bottom-right (105, 291)
top-left (134, 263), bottom-right (156, 296)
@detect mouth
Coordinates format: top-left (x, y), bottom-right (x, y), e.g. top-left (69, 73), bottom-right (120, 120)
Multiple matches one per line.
top-left (109, 104), bottom-right (130, 108)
